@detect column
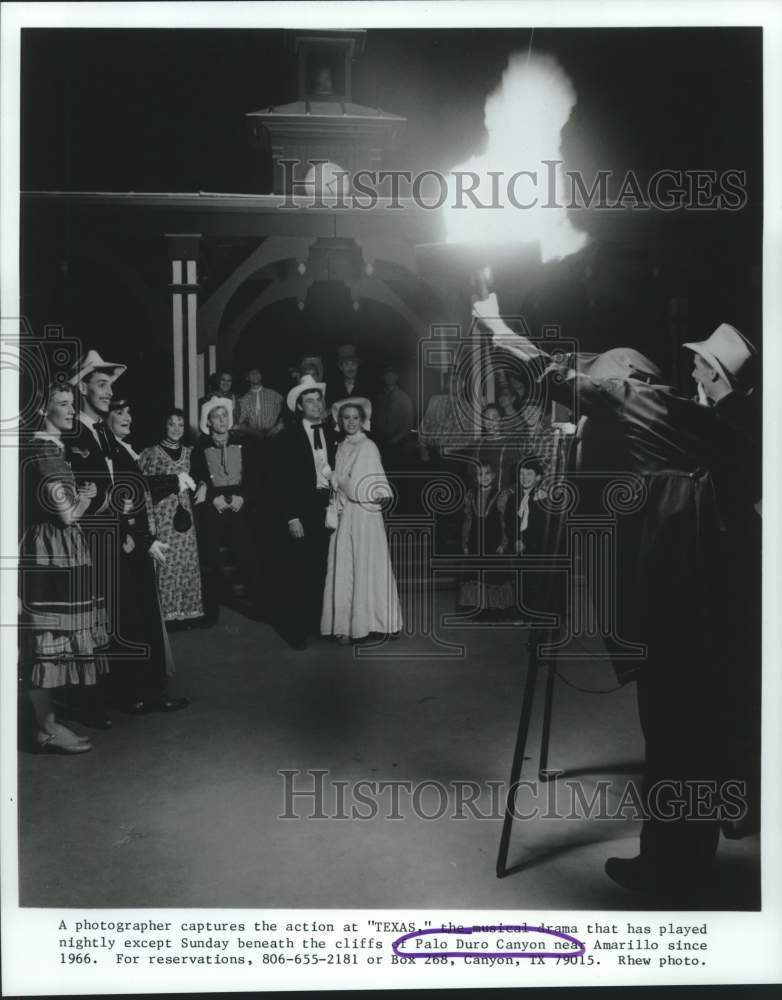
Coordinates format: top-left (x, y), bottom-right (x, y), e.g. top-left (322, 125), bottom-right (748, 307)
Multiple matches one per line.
top-left (166, 234), bottom-right (202, 432)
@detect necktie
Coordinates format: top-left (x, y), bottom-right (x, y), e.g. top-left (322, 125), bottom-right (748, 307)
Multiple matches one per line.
top-left (95, 422), bottom-right (113, 459)
top-left (311, 423), bottom-right (324, 450)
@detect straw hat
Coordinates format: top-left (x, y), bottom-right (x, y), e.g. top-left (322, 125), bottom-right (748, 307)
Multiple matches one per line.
top-left (68, 349), bottom-right (126, 386)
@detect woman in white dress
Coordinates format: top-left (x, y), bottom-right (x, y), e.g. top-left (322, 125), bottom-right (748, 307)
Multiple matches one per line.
top-left (321, 402), bottom-right (402, 644)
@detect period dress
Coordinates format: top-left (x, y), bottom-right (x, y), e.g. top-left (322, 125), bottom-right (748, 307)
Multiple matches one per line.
top-left (138, 443), bottom-right (203, 622)
top-left (20, 434), bottom-right (108, 688)
top-left (321, 433), bottom-right (402, 639)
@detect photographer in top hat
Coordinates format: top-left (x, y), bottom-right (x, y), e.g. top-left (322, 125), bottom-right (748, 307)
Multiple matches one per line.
top-left (273, 374), bottom-right (337, 650)
top-left (474, 295), bottom-right (761, 901)
top-left (685, 323), bottom-right (762, 840)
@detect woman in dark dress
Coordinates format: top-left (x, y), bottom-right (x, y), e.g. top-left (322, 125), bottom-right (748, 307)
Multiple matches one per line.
top-left (20, 383), bottom-right (107, 753)
top-left (104, 399), bottom-right (187, 714)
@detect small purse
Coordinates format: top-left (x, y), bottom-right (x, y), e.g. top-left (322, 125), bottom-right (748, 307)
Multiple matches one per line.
top-left (325, 491), bottom-right (339, 530)
top-left (173, 499), bottom-right (192, 533)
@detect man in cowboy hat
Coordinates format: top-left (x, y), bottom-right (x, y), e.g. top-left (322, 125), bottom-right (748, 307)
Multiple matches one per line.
top-left (273, 374), bottom-right (336, 649)
top-left (191, 397), bottom-right (265, 627)
top-left (473, 294), bottom-right (761, 902)
top-left (67, 350), bottom-right (187, 721)
top-left (67, 349), bottom-right (127, 516)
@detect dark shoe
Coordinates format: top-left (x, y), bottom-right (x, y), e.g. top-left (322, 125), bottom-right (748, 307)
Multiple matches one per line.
top-left (605, 856), bottom-right (710, 900)
top-left (79, 708), bottom-right (113, 729)
top-left (604, 856), bottom-right (655, 893)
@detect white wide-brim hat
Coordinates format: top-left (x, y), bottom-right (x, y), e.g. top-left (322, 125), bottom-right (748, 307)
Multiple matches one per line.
top-left (68, 349), bottom-right (127, 386)
top-left (331, 396), bottom-right (372, 431)
top-left (200, 396), bottom-right (234, 434)
top-left (287, 373), bottom-right (326, 412)
top-left (684, 323), bottom-right (756, 386)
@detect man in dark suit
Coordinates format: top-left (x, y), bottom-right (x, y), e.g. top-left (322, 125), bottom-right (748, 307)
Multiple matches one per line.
top-left (328, 344), bottom-right (373, 407)
top-left (273, 375), bottom-right (336, 649)
top-left (65, 350), bottom-right (127, 726)
top-left (66, 350), bottom-right (126, 518)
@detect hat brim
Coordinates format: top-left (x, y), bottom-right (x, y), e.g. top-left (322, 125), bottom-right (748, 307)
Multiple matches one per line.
top-left (331, 396), bottom-right (372, 429)
top-left (68, 363), bottom-right (126, 387)
top-left (683, 341), bottom-right (732, 386)
top-left (200, 397), bottom-right (235, 434)
top-left (286, 380), bottom-right (327, 412)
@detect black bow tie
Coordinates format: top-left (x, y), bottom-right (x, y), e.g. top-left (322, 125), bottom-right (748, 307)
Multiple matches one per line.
top-left (310, 423), bottom-right (324, 449)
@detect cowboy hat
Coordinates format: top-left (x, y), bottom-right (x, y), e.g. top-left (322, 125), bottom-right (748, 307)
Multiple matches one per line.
top-left (199, 396), bottom-right (234, 435)
top-left (68, 349), bottom-right (126, 386)
top-left (287, 373), bottom-right (326, 413)
top-left (684, 323), bottom-right (756, 387)
top-left (331, 396), bottom-right (372, 431)
top-left (299, 355), bottom-right (325, 381)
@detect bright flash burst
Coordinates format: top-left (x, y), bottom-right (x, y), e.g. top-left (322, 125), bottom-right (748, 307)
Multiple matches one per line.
top-left (445, 52), bottom-right (588, 263)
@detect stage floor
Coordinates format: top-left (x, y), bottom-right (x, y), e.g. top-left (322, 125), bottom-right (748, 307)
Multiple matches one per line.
top-left (17, 591), bottom-right (760, 911)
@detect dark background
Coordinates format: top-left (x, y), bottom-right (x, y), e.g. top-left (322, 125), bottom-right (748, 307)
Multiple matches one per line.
top-left (19, 27), bottom-right (763, 446)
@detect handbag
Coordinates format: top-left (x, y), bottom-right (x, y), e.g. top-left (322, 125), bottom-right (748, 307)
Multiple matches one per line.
top-left (325, 490), bottom-right (339, 530)
top-left (172, 498), bottom-right (192, 533)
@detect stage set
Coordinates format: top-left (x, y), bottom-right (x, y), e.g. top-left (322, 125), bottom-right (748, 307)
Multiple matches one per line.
top-left (17, 26), bottom-right (761, 910)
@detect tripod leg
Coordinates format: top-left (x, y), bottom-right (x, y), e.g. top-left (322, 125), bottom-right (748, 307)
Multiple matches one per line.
top-left (538, 661), bottom-right (558, 782)
top-left (496, 640), bottom-right (540, 878)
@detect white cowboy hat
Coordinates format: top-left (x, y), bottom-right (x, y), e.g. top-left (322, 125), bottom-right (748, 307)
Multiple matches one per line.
top-left (684, 323), bottom-right (756, 387)
top-left (200, 396), bottom-right (234, 434)
top-left (331, 396), bottom-right (372, 431)
top-left (68, 349), bottom-right (126, 386)
top-left (287, 373), bottom-right (326, 413)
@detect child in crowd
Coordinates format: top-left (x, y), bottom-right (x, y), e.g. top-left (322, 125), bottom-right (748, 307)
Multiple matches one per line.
top-left (458, 461), bottom-right (511, 616)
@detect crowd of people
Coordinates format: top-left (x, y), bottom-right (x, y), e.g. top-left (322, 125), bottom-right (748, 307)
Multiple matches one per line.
top-left (18, 318), bottom-right (761, 903)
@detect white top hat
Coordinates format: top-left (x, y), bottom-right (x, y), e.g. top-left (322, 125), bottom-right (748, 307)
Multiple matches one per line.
top-left (200, 396), bottom-right (235, 434)
top-left (286, 373), bottom-right (326, 413)
top-left (68, 349), bottom-right (126, 386)
top-left (684, 323), bottom-right (756, 387)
